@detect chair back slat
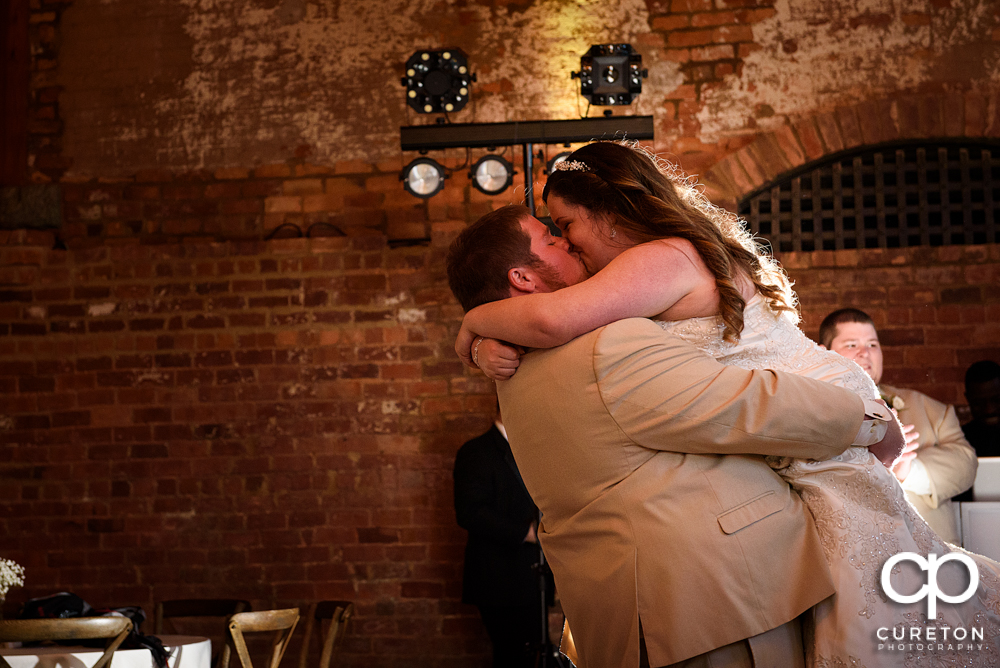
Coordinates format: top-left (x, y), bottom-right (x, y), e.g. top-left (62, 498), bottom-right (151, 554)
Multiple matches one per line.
top-left (224, 609), bottom-right (299, 668)
top-left (0, 617), bottom-right (133, 668)
top-left (297, 601), bottom-right (353, 668)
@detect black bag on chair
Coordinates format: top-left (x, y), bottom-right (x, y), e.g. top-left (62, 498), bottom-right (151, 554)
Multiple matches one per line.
top-left (17, 592), bottom-right (169, 668)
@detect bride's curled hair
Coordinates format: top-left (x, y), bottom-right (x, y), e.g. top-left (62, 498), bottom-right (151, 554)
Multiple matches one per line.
top-left (542, 140), bottom-right (796, 342)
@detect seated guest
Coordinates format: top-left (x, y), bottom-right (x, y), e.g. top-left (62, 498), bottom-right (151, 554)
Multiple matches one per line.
top-left (964, 360), bottom-right (1000, 457)
top-left (819, 308), bottom-right (976, 544)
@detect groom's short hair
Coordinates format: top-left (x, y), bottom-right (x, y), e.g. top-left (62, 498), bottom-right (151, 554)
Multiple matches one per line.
top-left (446, 204), bottom-right (538, 312)
top-left (818, 308), bottom-right (875, 348)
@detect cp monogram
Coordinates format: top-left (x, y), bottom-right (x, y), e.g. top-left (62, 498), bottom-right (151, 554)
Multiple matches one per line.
top-left (881, 552), bottom-right (980, 619)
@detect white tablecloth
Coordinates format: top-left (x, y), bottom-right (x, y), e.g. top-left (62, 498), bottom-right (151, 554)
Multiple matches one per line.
top-left (1, 634), bottom-right (210, 668)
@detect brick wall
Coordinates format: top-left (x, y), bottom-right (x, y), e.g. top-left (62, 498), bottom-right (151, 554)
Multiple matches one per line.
top-left (0, 226), bottom-right (496, 667)
top-left (4, 0), bottom-right (1000, 666)
top-left (788, 245), bottom-right (1000, 409)
top-left (54, 156), bottom-right (512, 248)
top-left (3, 227), bottom-right (999, 665)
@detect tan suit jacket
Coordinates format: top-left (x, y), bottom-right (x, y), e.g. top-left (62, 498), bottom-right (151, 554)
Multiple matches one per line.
top-left (497, 319), bottom-right (867, 668)
top-left (880, 384), bottom-right (977, 544)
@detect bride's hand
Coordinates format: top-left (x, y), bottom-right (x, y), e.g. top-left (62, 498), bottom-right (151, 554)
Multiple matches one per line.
top-left (455, 322), bottom-right (479, 368)
top-left (475, 338), bottom-right (524, 381)
top-left (869, 414), bottom-right (906, 468)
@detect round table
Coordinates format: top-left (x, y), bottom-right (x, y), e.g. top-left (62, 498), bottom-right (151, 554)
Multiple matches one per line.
top-left (0, 635), bottom-right (210, 668)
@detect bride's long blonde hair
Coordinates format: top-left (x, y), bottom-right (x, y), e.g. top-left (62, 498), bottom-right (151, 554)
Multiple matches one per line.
top-left (542, 140), bottom-right (796, 342)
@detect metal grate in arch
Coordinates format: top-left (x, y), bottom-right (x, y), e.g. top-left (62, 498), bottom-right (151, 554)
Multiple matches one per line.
top-left (737, 141), bottom-right (1000, 252)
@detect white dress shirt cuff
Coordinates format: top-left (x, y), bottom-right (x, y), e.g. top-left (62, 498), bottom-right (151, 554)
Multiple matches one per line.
top-left (853, 398), bottom-right (891, 446)
top-left (901, 458), bottom-right (933, 496)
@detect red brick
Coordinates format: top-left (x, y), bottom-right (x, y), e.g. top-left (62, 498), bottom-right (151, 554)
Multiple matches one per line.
top-left (943, 94), bottom-right (964, 137)
top-left (662, 47), bottom-right (692, 63)
top-left (747, 134), bottom-right (791, 181)
top-left (773, 124), bottom-right (806, 168)
top-left (690, 44), bottom-right (734, 61)
top-left (650, 15), bottom-right (690, 30)
top-left (919, 96), bottom-right (944, 137)
top-left (963, 91), bottom-right (985, 136)
top-left (835, 106), bottom-right (864, 148)
top-left (294, 163), bottom-right (332, 176)
top-left (735, 7), bottom-right (776, 22)
top-left (667, 28), bottom-right (717, 47)
top-left (334, 160), bottom-right (374, 175)
top-left (691, 11), bottom-right (737, 26)
top-left (792, 118), bottom-right (825, 161)
top-left (814, 112), bottom-right (844, 153)
top-left (856, 99), bottom-right (898, 144)
top-left (714, 25), bottom-right (753, 42)
top-left (254, 164), bottom-right (292, 178)
top-left (636, 32), bottom-right (666, 47)
top-left (671, 0), bottom-right (713, 10)
top-left (214, 167), bottom-right (250, 180)
top-left (283, 178), bottom-right (323, 195)
top-left (901, 12), bottom-right (932, 25)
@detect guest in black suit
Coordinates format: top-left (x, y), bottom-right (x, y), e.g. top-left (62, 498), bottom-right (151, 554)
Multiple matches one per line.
top-left (454, 410), bottom-right (551, 667)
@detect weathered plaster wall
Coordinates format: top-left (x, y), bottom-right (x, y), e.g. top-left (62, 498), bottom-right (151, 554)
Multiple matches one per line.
top-left (56, 0), bottom-right (655, 176)
top-left (38, 0), bottom-right (1000, 203)
top-left (699, 0), bottom-right (1000, 142)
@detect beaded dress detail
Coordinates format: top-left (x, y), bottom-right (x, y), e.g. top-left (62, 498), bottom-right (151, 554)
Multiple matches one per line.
top-left (658, 294), bottom-right (1000, 667)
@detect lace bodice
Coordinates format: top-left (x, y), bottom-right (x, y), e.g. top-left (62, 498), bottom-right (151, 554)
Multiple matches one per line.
top-left (656, 293), bottom-right (879, 401)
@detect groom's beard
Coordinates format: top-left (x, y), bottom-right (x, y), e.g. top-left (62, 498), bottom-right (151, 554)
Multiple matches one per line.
top-left (533, 263), bottom-right (572, 292)
top-left (531, 260), bottom-right (590, 292)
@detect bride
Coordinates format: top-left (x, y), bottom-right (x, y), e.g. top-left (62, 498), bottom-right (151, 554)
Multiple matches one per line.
top-left (454, 141), bottom-right (1000, 666)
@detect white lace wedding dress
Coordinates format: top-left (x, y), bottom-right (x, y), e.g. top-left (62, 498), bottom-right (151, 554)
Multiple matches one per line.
top-left (658, 294), bottom-right (1000, 667)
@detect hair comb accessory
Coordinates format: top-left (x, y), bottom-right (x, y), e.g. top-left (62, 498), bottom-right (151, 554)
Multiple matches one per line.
top-left (553, 160), bottom-right (590, 173)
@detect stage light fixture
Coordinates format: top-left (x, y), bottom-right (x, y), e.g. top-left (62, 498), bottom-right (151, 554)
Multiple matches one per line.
top-left (400, 158), bottom-right (447, 198)
top-left (546, 152), bottom-right (573, 174)
top-left (469, 155), bottom-right (514, 195)
top-left (571, 44), bottom-right (648, 106)
top-left (401, 48), bottom-right (475, 114)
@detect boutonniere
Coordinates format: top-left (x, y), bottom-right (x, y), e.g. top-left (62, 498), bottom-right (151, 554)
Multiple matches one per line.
top-left (880, 391), bottom-right (905, 411)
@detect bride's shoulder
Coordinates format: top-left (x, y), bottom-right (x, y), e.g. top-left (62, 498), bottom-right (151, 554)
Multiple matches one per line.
top-left (619, 237), bottom-right (702, 266)
top-left (640, 236), bottom-right (696, 252)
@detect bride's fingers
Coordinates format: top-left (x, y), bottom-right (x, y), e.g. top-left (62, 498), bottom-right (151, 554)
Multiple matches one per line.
top-left (455, 325), bottom-right (479, 368)
top-left (480, 357), bottom-right (517, 380)
top-left (477, 339), bottom-right (522, 380)
top-left (870, 417), bottom-right (906, 467)
top-left (485, 366), bottom-right (517, 381)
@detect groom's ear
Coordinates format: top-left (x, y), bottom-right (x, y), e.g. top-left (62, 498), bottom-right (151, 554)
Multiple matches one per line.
top-left (507, 266), bottom-right (540, 295)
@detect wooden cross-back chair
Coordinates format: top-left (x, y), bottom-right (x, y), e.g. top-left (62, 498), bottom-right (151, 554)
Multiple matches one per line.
top-left (0, 617), bottom-right (133, 668)
top-left (222, 609), bottom-right (299, 668)
top-left (296, 601), bottom-right (353, 668)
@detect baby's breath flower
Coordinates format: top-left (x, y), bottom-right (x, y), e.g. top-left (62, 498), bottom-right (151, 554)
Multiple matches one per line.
top-left (0, 558), bottom-right (25, 599)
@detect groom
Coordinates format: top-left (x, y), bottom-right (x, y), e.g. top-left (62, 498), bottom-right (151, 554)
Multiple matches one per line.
top-left (446, 205), bottom-right (902, 668)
